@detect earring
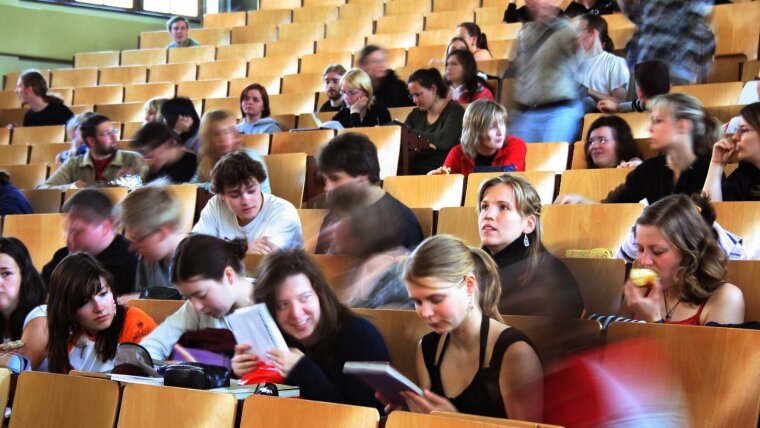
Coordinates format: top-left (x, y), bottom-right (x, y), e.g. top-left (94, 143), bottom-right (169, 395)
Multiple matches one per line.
top-left (523, 234), bottom-right (530, 247)
top-left (467, 295), bottom-right (474, 311)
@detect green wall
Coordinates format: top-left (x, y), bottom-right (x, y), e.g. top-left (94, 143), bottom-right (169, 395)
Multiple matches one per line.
top-left (0, 0), bottom-right (168, 79)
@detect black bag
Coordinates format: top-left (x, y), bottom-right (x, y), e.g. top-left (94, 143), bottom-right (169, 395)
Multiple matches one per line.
top-left (161, 362), bottom-right (231, 390)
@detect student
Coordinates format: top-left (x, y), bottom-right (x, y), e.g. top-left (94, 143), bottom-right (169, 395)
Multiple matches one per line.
top-left (386, 235), bottom-right (542, 420)
top-left (47, 253), bottom-right (156, 373)
top-left (445, 50), bottom-right (494, 105)
top-left (130, 121), bottom-right (197, 184)
top-left (232, 249), bottom-right (390, 410)
top-left (15, 69), bottom-right (73, 127)
top-left (56, 111), bottom-right (94, 164)
top-left (0, 171), bottom-right (32, 215)
top-left (166, 16), bottom-right (199, 48)
top-left (161, 97), bottom-right (201, 153)
top-left (119, 186), bottom-right (188, 294)
top-left (139, 235), bottom-right (254, 362)
top-left (0, 238), bottom-right (48, 370)
top-left (318, 64), bottom-right (347, 113)
top-left (42, 189), bottom-right (138, 298)
top-left (193, 151), bottom-right (303, 253)
top-left (598, 60), bottom-right (670, 113)
top-left (429, 100), bottom-right (526, 176)
top-left (331, 68), bottom-right (391, 128)
top-left (405, 68), bottom-right (465, 175)
top-left (557, 94), bottom-right (720, 204)
top-left (703, 102), bottom-right (760, 201)
top-left (583, 116), bottom-right (643, 169)
top-left (576, 15), bottom-right (629, 112)
top-left (456, 23), bottom-right (492, 61)
top-left (194, 109), bottom-right (271, 193)
top-left (623, 194), bottom-right (744, 325)
top-left (39, 114), bottom-right (147, 190)
top-left (143, 97), bottom-right (168, 123)
top-left (315, 132), bottom-right (423, 254)
top-left (478, 175), bottom-right (584, 319)
top-left (357, 45), bottom-right (414, 108)
top-left (236, 83), bottom-right (283, 135)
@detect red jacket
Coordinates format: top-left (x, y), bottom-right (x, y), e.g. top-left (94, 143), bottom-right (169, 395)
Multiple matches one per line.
top-left (443, 136), bottom-right (527, 176)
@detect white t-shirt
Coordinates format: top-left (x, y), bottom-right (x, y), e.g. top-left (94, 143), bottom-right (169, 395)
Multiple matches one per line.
top-left (192, 192), bottom-right (304, 251)
top-left (577, 51), bottom-right (630, 96)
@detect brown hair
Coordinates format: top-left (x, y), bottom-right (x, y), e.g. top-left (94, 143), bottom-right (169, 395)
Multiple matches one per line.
top-left (239, 83), bottom-right (271, 118)
top-left (19, 69), bottom-right (63, 104)
top-left (210, 151), bottom-right (268, 194)
top-left (171, 234), bottom-right (247, 283)
top-left (739, 102), bottom-right (760, 198)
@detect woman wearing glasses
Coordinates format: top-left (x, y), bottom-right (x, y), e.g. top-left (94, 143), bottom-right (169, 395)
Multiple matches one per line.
top-left (331, 68), bottom-right (391, 129)
top-left (583, 116), bottom-right (643, 169)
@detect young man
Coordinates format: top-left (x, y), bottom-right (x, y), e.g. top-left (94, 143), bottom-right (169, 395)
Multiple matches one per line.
top-left (318, 64), bottom-right (347, 113)
top-left (315, 132), bottom-right (423, 254)
top-left (130, 121), bottom-right (197, 184)
top-left (120, 185), bottom-right (187, 296)
top-left (39, 114), bottom-right (147, 189)
top-left (166, 16), bottom-right (200, 48)
top-left (42, 189), bottom-right (138, 298)
top-left (193, 151), bottom-right (303, 253)
top-left (598, 60), bottom-right (671, 113)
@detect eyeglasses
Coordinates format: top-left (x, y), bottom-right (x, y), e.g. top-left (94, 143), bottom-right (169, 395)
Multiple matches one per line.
top-left (735, 127), bottom-right (756, 136)
top-left (588, 137), bottom-right (611, 146)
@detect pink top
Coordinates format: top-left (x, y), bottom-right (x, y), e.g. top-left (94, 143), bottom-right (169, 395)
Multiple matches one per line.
top-left (455, 85), bottom-right (495, 104)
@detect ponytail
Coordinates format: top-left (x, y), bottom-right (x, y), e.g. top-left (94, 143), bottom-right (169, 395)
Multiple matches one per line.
top-left (19, 69), bottom-right (63, 104)
top-left (649, 93), bottom-right (722, 157)
top-left (458, 22), bottom-right (489, 52)
top-left (171, 235), bottom-right (247, 284)
top-left (469, 247), bottom-right (502, 320)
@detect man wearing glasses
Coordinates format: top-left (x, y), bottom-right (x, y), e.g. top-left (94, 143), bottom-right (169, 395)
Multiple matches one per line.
top-left (39, 114), bottom-right (147, 189)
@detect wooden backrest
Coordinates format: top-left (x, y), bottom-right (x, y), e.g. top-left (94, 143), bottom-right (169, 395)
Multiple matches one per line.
top-left (0, 164), bottom-right (48, 190)
top-left (325, 19), bottom-right (373, 40)
top-left (241, 395), bottom-right (379, 428)
top-left (247, 9), bottom-right (293, 26)
top-left (582, 112), bottom-right (650, 140)
top-left (713, 201), bottom-right (760, 257)
top-left (127, 299), bottom-right (185, 324)
top-left (12, 125), bottom-right (65, 145)
top-left (502, 315), bottom-right (603, 366)
top-left (148, 63), bottom-right (197, 83)
top-left (2, 213), bottom-right (66, 269)
top-left (230, 75), bottom-right (281, 98)
top-left (168, 184), bottom-right (198, 233)
top-left (74, 51), bottom-right (120, 68)
top-left (20, 189), bottom-right (63, 213)
top-left (301, 52), bottom-right (353, 74)
top-left (203, 97), bottom-right (240, 118)
top-left (243, 253), bottom-right (355, 292)
top-left (672, 82), bottom-right (745, 107)
top-left (433, 0), bottom-right (479, 12)
top-left (710, 2), bottom-right (760, 59)
top-left (203, 11), bottom-right (247, 28)
top-left (140, 31), bottom-right (172, 49)
top-left (263, 153), bottom-right (307, 208)
top-left (337, 126), bottom-right (401, 179)
top-left (64, 187), bottom-right (128, 205)
top-left (240, 134), bottom-right (270, 156)
top-left (726, 260), bottom-right (760, 322)
top-left (437, 206), bottom-right (480, 247)
top-left (99, 65), bottom-right (148, 85)
top-left (383, 174), bottom-right (464, 210)
top-left (407, 45), bottom-right (447, 67)
top-left (10, 372), bottom-right (120, 428)
top-left (0, 127), bottom-right (10, 145)
top-left (366, 33), bottom-right (418, 50)
top-left (412, 207), bottom-right (435, 238)
top-left (316, 36), bottom-right (366, 54)
top-left (176, 79), bottom-right (228, 99)
top-left (293, 5), bottom-right (339, 24)
top-left (124, 82), bottom-right (176, 103)
top-left (0, 144), bottom-right (29, 165)
top-left (605, 322), bottom-right (760, 428)
top-left (425, 10), bottom-right (475, 31)
top-left (385, 0), bottom-right (431, 16)
top-left (269, 93), bottom-right (318, 116)
top-left (216, 43), bottom-right (265, 61)
top-left (559, 258), bottom-right (625, 316)
top-left (50, 67), bottom-right (98, 89)
top-left (230, 24), bottom-right (280, 44)
top-left (297, 208), bottom-right (329, 253)
top-left (353, 308), bottom-right (432, 384)
top-left (387, 411), bottom-right (521, 428)
top-left (73, 85), bottom-right (124, 106)
top-left (417, 29), bottom-right (453, 47)
top-left (95, 102), bottom-right (145, 123)
top-left (121, 48), bottom-right (167, 67)
top-left (117, 383), bottom-right (237, 428)
top-left (278, 22), bottom-right (326, 41)
top-left (281, 72), bottom-right (324, 94)
top-left (339, 2), bottom-right (384, 21)
top-left (557, 168), bottom-right (631, 201)
top-left (267, 39), bottom-right (316, 58)
top-left (28, 143), bottom-right (67, 165)
top-left (271, 129), bottom-right (335, 156)
top-left (542, 203), bottom-right (644, 257)
top-left (464, 171), bottom-right (556, 207)
top-left (198, 58), bottom-right (248, 81)
top-left (0, 369), bottom-right (11, 416)
top-left (375, 15), bottom-right (425, 35)
top-left (525, 142), bottom-right (569, 174)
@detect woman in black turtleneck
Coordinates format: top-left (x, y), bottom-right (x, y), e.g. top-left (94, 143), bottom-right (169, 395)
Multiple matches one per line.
top-left (477, 174), bottom-right (584, 319)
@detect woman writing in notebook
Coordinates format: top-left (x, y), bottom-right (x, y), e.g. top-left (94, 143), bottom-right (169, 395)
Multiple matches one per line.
top-left (47, 254), bottom-right (157, 373)
top-left (139, 234), bottom-right (255, 362)
top-left (380, 235), bottom-right (543, 420)
top-left (231, 249), bottom-right (390, 410)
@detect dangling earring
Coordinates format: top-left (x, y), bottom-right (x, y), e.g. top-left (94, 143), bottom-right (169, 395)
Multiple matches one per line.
top-left (467, 295), bottom-right (474, 311)
top-left (523, 234), bottom-right (530, 247)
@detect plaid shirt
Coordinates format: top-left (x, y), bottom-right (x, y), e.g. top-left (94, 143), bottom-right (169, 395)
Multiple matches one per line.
top-left (622, 0), bottom-right (715, 83)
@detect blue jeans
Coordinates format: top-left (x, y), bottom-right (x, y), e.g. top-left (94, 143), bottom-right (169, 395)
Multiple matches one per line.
top-left (509, 101), bottom-right (584, 143)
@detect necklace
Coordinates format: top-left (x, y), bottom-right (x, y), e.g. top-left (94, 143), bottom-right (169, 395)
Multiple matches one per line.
top-left (664, 295), bottom-right (682, 321)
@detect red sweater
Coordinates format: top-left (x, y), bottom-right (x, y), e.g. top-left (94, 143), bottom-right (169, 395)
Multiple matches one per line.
top-left (443, 136), bottom-right (527, 176)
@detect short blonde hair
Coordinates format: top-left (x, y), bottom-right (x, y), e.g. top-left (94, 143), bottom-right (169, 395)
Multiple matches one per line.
top-left (461, 100), bottom-right (508, 159)
top-left (339, 68), bottom-right (374, 107)
top-left (119, 185), bottom-right (182, 237)
top-left (144, 97), bottom-right (168, 121)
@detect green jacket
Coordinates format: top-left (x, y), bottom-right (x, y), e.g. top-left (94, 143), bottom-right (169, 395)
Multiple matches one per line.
top-left (38, 150), bottom-right (147, 190)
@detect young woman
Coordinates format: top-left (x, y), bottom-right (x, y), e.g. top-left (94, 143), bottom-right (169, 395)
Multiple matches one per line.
top-left (237, 83), bottom-right (282, 135)
top-left (0, 238), bottom-right (47, 370)
top-left (405, 68), bottom-right (465, 175)
top-left (139, 234), bottom-right (254, 362)
top-left (583, 115), bottom-right (643, 169)
top-left (446, 36), bottom-right (469, 56)
top-left (557, 93), bottom-right (721, 204)
top-left (194, 109), bottom-right (270, 193)
top-left (430, 100), bottom-right (525, 176)
top-left (143, 97), bottom-right (168, 123)
top-left (456, 23), bottom-right (492, 61)
top-left (479, 174), bottom-right (584, 319)
top-left (15, 69), bottom-right (74, 127)
top-left (576, 15), bottom-right (629, 112)
top-left (391, 234), bottom-right (542, 420)
top-left (161, 97), bottom-right (201, 153)
top-left (47, 253), bottom-right (157, 373)
top-left (231, 249), bottom-right (390, 410)
top-left (623, 194), bottom-right (745, 325)
top-left (445, 50), bottom-right (494, 105)
top-left (703, 102), bottom-right (760, 201)
top-left (331, 68), bottom-right (391, 128)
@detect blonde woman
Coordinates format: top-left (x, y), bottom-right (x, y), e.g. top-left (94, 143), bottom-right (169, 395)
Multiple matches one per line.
top-left (143, 97), bottom-right (167, 123)
top-left (378, 235), bottom-right (543, 420)
top-left (193, 109), bottom-right (270, 193)
top-left (331, 68), bottom-right (391, 128)
top-left (429, 100), bottom-right (526, 176)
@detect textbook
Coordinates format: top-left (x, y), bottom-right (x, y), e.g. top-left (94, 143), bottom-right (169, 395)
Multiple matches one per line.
top-left (226, 303), bottom-right (289, 365)
top-left (343, 361), bottom-right (423, 405)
